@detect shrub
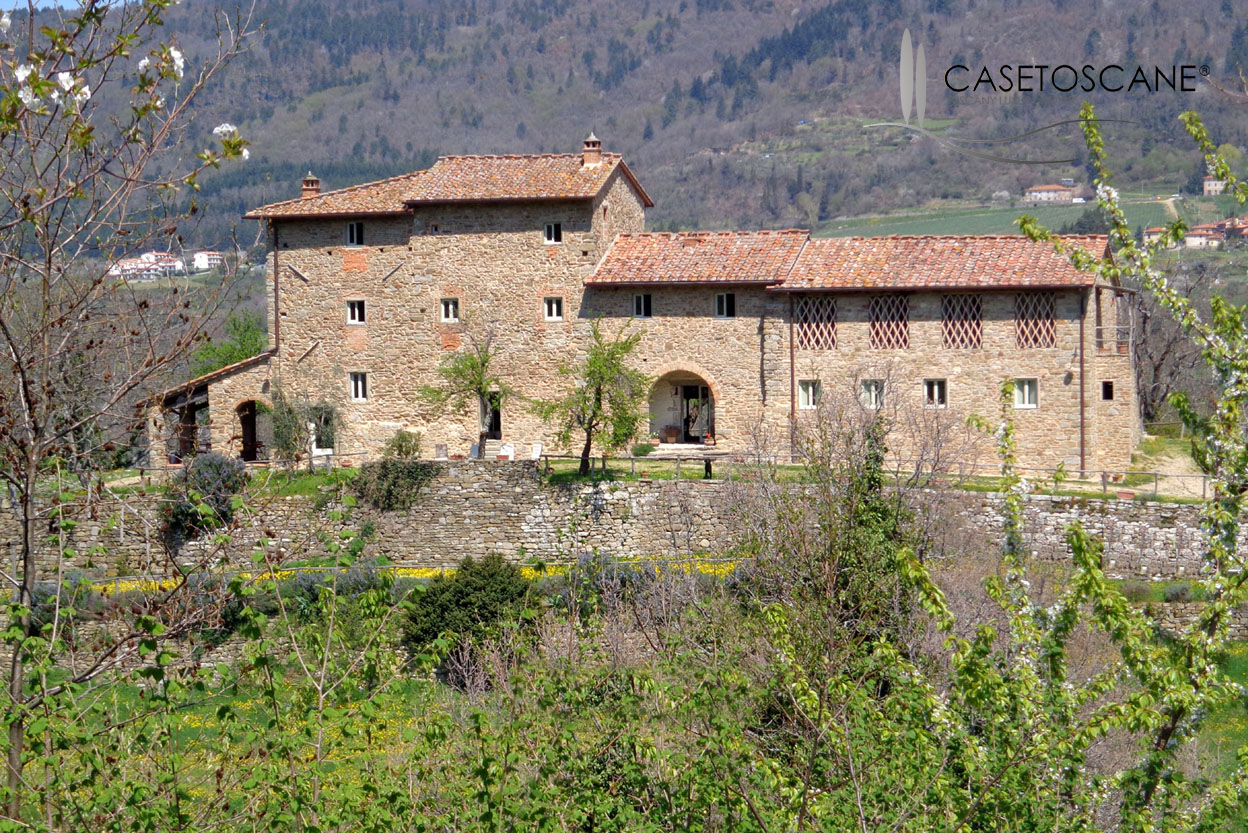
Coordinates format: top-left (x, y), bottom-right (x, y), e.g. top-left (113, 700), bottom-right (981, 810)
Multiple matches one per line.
top-left (1120, 580), bottom-right (1153, 602)
top-left (383, 429), bottom-right (423, 460)
top-left (1163, 582), bottom-right (1192, 603)
top-left (161, 452), bottom-right (248, 549)
top-left (401, 554), bottom-right (533, 652)
top-left (631, 442), bottom-right (655, 457)
top-left (353, 459), bottom-right (442, 511)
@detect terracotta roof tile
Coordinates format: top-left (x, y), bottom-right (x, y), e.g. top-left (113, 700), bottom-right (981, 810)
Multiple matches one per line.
top-left (586, 230), bottom-right (810, 285)
top-left (153, 349), bottom-right (275, 404)
top-left (245, 171), bottom-right (425, 219)
top-left (406, 152), bottom-right (651, 205)
top-left (247, 152), bottom-right (654, 219)
top-left (775, 235), bottom-right (1107, 292)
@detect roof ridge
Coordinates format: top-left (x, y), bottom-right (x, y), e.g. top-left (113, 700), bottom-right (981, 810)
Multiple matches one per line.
top-left (253, 169), bottom-right (427, 212)
top-left (818, 233), bottom-right (1106, 241)
top-left (617, 229), bottom-right (810, 239)
top-left (436, 152), bottom-right (623, 161)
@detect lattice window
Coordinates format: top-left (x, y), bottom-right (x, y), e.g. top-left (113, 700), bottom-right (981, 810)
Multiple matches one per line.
top-left (869, 294), bottom-right (909, 349)
top-left (1015, 291), bottom-right (1057, 348)
top-left (942, 294), bottom-right (982, 349)
top-left (794, 295), bottom-right (837, 350)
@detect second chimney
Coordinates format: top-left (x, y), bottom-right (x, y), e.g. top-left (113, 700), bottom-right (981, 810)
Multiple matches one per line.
top-left (301, 171), bottom-right (321, 199)
top-left (582, 132), bottom-right (602, 167)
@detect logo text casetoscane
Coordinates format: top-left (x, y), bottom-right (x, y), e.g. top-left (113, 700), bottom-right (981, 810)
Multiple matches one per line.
top-left (945, 64), bottom-right (1204, 94)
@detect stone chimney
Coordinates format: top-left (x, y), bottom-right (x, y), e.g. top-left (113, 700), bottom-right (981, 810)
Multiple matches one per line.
top-left (581, 132), bottom-right (602, 167)
top-left (301, 171), bottom-right (321, 199)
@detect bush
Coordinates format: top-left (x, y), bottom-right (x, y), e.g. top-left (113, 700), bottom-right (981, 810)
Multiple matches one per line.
top-left (353, 459), bottom-right (442, 511)
top-left (631, 442), bottom-right (655, 457)
top-left (401, 555), bottom-right (533, 652)
top-left (1120, 580), bottom-right (1153, 602)
top-left (161, 452), bottom-right (249, 549)
top-left (383, 429), bottom-right (422, 460)
top-left (1163, 582), bottom-right (1192, 603)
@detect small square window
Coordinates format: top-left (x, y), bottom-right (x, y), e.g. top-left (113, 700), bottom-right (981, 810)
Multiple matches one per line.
top-left (346, 221), bottom-right (364, 246)
top-left (543, 296), bottom-right (564, 321)
top-left (798, 379), bottom-right (822, 410)
top-left (440, 298), bottom-right (460, 323)
top-left (633, 293), bottom-right (652, 319)
top-left (924, 379), bottom-right (947, 408)
top-left (1013, 378), bottom-right (1039, 409)
top-left (425, 222), bottom-right (441, 235)
top-left (1102, 380), bottom-right (1115, 401)
top-left (349, 372), bottom-right (368, 402)
top-left (860, 379), bottom-right (884, 410)
top-left (715, 292), bottom-right (736, 318)
top-left (544, 223), bottom-right (562, 244)
top-left (347, 300), bottom-right (366, 324)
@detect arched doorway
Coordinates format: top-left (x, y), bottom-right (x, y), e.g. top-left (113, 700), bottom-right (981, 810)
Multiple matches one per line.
top-left (649, 371), bottom-right (715, 445)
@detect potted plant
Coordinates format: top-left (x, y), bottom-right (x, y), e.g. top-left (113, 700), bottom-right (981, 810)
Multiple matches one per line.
top-left (662, 425), bottom-right (680, 444)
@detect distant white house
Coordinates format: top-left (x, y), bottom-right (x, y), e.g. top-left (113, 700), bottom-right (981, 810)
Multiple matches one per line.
top-left (1203, 176), bottom-right (1226, 196)
top-left (192, 250), bottom-right (224, 272)
top-left (107, 252), bottom-right (185, 281)
top-left (1023, 184), bottom-right (1074, 204)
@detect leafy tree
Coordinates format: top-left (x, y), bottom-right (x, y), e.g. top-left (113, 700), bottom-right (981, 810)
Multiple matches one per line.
top-left (1056, 204), bottom-right (1110, 234)
top-left (534, 320), bottom-right (649, 476)
top-left (419, 321), bottom-right (515, 457)
top-left (0, 1), bottom-right (251, 817)
top-left (189, 310), bottom-right (268, 376)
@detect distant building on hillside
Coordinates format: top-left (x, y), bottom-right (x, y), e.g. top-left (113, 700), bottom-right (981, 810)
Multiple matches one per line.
top-left (1060, 177), bottom-right (1076, 187)
top-left (107, 252), bottom-right (184, 281)
top-left (1203, 176), bottom-right (1226, 196)
top-left (192, 251), bottom-right (224, 272)
top-left (1023, 184), bottom-right (1074, 204)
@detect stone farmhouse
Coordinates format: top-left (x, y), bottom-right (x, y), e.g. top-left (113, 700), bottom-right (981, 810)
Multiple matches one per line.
top-left (149, 136), bottom-right (1141, 473)
top-left (1023, 184), bottom-right (1075, 204)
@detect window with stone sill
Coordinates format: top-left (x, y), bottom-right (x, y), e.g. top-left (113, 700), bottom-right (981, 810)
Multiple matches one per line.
top-left (347, 300), bottom-right (366, 324)
top-left (860, 379), bottom-right (884, 410)
top-left (544, 223), bottom-right (562, 244)
top-left (350, 372), bottom-right (368, 402)
top-left (346, 221), bottom-right (364, 247)
top-left (633, 293), bottom-right (652, 319)
top-left (924, 378), bottom-right (948, 408)
top-left (543, 296), bottom-right (564, 321)
top-left (1013, 378), bottom-right (1039, 409)
top-left (715, 292), bottom-right (736, 318)
top-left (798, 379), bottom-right (821, 410)
top-left (440, 298), bottom-right (460, 323)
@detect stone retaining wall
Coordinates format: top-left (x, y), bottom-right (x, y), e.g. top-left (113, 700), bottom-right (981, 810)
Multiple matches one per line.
top-left (0, 462), bottom-right (1235, 581)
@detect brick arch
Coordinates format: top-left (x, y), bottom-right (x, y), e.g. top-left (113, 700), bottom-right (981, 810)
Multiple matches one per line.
top-left (648, 362), bottom-right (722, 403)
top-left (230, 395), bottom-right (273, 413)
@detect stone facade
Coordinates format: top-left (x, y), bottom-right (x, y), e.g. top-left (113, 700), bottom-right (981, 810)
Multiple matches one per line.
top-left (153, 139), bottom-right (1140, 472)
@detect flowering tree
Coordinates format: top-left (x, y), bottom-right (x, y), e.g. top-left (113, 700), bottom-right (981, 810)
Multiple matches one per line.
top-left (0, 1), bottom-right (254, 821)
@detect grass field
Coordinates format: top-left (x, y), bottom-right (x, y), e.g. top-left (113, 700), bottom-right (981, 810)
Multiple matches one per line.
top-left (818, 199), bottom-right (1182, 238)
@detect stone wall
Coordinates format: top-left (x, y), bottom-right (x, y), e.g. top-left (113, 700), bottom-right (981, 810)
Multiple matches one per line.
top-left (0, 463), bottom-right (1234, 582)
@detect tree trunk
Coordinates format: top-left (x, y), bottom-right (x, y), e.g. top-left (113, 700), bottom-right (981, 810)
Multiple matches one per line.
top-left (579, 429), bottom-right (594, 476)
top-left (7, 466), bottom-right (34, 820)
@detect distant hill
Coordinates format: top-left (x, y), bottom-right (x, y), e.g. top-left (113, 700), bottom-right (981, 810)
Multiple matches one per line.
top-left (46, 0), bottom-right (1248, 247)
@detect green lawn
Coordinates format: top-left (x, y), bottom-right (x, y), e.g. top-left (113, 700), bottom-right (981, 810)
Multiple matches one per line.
top-left (1200, 641), bottom-right (1248, 775)
top-left (817, 200), bottom-right (1179, 238)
